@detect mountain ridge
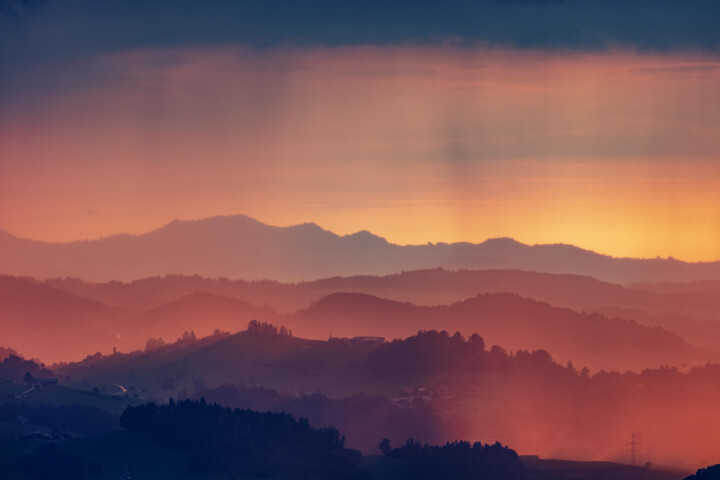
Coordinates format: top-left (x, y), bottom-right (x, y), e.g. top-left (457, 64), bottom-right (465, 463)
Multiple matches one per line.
top-left (2, 214), bottom-right (720, 283)
top-left (0, 216), bottom-right (637, 257)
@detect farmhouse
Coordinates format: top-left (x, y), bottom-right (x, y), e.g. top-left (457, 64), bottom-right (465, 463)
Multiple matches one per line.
top-left (34, 377), bottom-right (58, 388)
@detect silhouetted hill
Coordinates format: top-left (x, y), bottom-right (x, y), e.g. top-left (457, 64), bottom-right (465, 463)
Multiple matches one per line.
top-left (58, 329), bottom-right (383, 399)
top-left (685, 464), bottom-right (720, 480)
top-left (56, 328), bottom-right (720, 468)
top-left (129, 292), bottom-right (278, 340)
top-left (190, 384), bottom-right (443, 453)
top-left (3, 215), bottom-right (720, 283)
top-left (630, 279), bottom-right (720, 294)
top-left (8, 268), bottom-right (720, 366)
top-left (0, 277), bottom-right (279, 363)
top-left (293, 292), bottom-right (715, 371)
top-left (120, 399), bottom-right (364, 479)
top-left (0, 275), bottom-right (123, 361)
top-left (39, 269), bottom-right (720, 351)
top-left (0, 346), bottom-right (19, 361)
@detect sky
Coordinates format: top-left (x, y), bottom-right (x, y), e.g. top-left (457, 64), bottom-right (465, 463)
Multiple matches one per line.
top-left (1, 0), bottom-right (720, 261)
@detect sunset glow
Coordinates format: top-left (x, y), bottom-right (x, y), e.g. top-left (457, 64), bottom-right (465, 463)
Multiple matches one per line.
top-left (4, 2), bottom-right (720, 476)
top-left (2, 46), bottom-right (720, 260)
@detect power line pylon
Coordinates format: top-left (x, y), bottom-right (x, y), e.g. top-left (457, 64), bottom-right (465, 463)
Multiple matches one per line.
top-left (628, 431), bottom-right (641, 465)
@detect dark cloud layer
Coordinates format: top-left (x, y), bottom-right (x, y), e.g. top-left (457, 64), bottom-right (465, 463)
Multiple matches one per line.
top-left (2, 0), bottom-right (720, 68)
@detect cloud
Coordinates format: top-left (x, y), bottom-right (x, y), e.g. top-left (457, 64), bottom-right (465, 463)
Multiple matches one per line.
top-left (2, 0), bottom-right (720, 71)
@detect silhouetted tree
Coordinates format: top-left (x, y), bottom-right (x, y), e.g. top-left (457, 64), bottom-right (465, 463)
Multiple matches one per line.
top-left (382, 439), bottom-right (527, 480)
top-left (686, 464), bottom-right (720, 480)
top-left (192, 385), bottom-right (442, 452)
top-left (177, 330), bottom-right (197, 345)
top-left (120, 399), bottom-right (361, 479)
top-left (379, 438), bottom-right (392, 455)
top-left (247, 320), bottom-right (292, 336)
top-left (0, 355), bottom-right (52, 383)
top-left (145, 337), bottom-right (166, 351)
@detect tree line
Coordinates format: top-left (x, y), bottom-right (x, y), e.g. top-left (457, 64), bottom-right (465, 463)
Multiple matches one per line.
top-left (190, 384), bottom-right (443, 452)
top-left (119, 399), bottom-right (526, 479)
top-left (120, 398), bottom-right (361, 478)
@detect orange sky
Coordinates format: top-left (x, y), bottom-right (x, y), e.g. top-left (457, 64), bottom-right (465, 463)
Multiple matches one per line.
top-left (1, 46), bottom-right (719, 261)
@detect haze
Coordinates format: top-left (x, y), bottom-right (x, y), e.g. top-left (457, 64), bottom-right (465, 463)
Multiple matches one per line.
top-left (2, 2), bottom-right (720, 479)
top-left (2, 45), bottom-right (720, 261)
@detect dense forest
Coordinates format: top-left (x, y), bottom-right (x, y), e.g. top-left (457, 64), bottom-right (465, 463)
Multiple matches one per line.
top-left (117, 399), bottom-right (528, 479)
top-left (120, 399), bottom-right (362, 478)
top-left (359, 330), bottom-right (720, 465)
top-left (380, 439), bottom-right (527, 480)
top-left (362, 329), bottom-right (564, 377)
top-left (685, 465), bottom-right (720, 480)
top-left (190, 384), bottom-right (443, 451)
top-left (48, 326), bottom-right (720, 464)
top-left (0, 354), bottom-right (53, 383)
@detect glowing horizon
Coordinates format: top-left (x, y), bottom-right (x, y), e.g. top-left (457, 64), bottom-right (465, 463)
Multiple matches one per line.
top-left (2, 207), bottom-right (719, 264)
top-left (2, 46), bottom-right (720, 262)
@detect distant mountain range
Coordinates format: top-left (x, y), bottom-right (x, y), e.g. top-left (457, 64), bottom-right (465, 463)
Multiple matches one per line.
top-left (2, 215), bottom-right (720, 283)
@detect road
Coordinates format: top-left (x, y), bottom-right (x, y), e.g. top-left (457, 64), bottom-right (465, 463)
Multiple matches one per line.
top-left (112, 384), bottom-right (128, 395)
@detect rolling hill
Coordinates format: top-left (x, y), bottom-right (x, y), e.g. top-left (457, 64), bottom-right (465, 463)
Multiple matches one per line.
top-left (291, 292), bottom-right (715, 371)
top-left (0, 277), bottom-right (279, 363)
top-left (4, 272), bottom-right (718, 369)
top-left (0, 276), bottom-right (124, 362)
top-left (41, 269), bottom-right (720, 350)
top-left (54, 328), bottom-right (720, 468)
